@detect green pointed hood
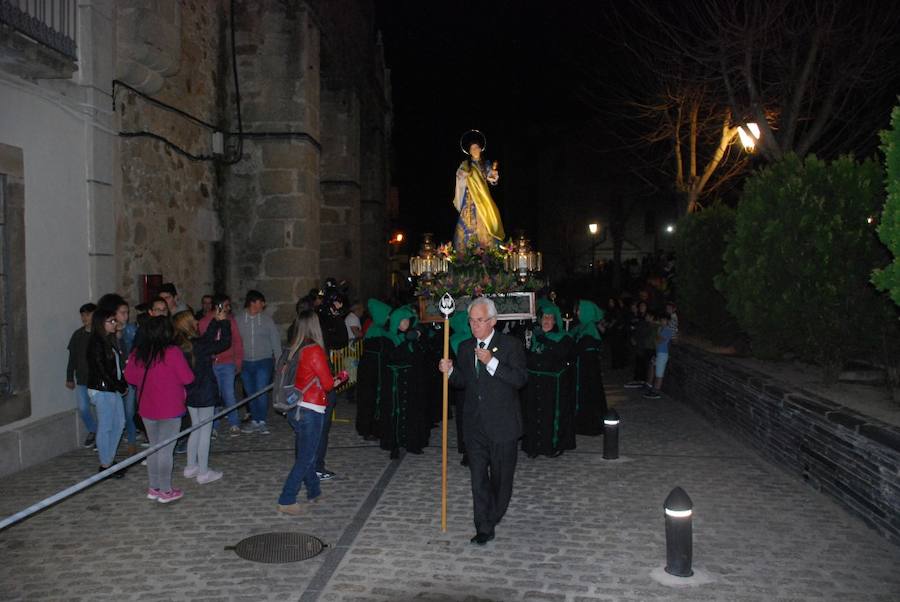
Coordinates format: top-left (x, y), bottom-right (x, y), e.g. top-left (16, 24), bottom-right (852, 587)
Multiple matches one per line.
top-left (364, 298), bottom-right (393, 340)
top-left (387, 305), bottom-right (418, 346)
top-left (573, 299), bottom-right (604, 341)
top-left (535, 300), bottom-right (567, 343)
top-left (449, 310), bottom-right (472, 355)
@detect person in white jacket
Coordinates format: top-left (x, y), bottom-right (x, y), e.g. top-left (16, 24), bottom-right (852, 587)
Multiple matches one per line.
top-left (236, 290), bottom-right (282, 434)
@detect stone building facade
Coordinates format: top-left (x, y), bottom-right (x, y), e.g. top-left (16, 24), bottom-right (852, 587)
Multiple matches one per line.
top-left (0, 0), bottom-right (392, 476)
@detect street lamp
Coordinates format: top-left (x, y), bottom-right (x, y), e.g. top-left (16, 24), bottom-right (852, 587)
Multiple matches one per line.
top-left (664, 224), bottom-right (675, 234)
top-left (737, 122), bottom-right (761, 152)
top-left (588, 223), bottom-right (600, 274)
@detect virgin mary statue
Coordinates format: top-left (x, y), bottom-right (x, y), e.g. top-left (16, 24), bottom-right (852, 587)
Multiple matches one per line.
top-left (452, 130), bottom-right (505, 251)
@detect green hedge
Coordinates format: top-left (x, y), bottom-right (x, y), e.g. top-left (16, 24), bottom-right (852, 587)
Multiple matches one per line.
top-left (674, 205), bottom-right (740, 345)
top-left (717, 153), bottom-right (894, 373)
top-left (873, 104), bottom-right (900, 306)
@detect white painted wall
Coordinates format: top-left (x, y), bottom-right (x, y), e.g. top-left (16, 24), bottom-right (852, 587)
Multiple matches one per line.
top-left (0, 78), bottom-right (93, 431)
top-left (0, 1), bottom-right (115, 445)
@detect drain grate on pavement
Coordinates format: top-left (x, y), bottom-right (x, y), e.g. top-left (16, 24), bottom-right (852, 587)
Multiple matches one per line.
top-left (227, 532), bottom-right (326, 563)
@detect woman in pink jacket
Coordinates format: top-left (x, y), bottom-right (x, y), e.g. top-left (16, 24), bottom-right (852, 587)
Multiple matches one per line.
top-left (125, 316), bottom-right (194, 503)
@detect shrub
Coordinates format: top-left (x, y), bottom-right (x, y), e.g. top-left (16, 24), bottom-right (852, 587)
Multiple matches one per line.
top-left (674, 205), bottom-right (740, 344)
top-left (717, 153), bottom-right (894, 374)
top-left (873, 104), bottom-right (900, 306)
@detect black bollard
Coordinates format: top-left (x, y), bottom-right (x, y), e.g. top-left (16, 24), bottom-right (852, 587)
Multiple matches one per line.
top-left (602, 409), bottom-right (620, 460)
top-left (664, 486), bottom-right (694, 577)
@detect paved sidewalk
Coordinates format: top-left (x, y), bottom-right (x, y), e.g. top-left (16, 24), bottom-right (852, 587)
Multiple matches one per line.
top-left (1, 371), bottom-right (899, 601)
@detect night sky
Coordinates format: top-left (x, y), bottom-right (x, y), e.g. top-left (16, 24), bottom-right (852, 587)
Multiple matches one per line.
top-left (375, 1), bottom-right (610, 246)
top-left (376, 1), bottom-right (900, 254)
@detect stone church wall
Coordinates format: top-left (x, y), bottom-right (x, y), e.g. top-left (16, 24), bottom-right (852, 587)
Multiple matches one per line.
top-left (114, 0), bottom-right (224, 308)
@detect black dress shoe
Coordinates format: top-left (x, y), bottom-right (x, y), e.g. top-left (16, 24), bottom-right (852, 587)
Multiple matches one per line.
top-left (460, 454), bottom-right (469, 467)
top-left (470, 531), bottom-right (495, 545)
top-left (549, 449), bottom-right (564, 458)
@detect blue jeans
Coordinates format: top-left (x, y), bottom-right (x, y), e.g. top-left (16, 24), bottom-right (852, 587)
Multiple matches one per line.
top-left (241, 358), bottom-right (273, 424)
top-left (89, 390), bottom-right (125, 466)
top-left (75, 384), bottom-right (96, 434)
top-left (213, 363), bottom-right (240, 427)
top-left (122, 385), bottom-right (137, 444)
top-left (278, 408), bottom-right (324, 504)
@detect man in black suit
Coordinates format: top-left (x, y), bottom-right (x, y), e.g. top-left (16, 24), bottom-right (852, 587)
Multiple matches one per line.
top-left (439, 297), bottom-right (528, 545)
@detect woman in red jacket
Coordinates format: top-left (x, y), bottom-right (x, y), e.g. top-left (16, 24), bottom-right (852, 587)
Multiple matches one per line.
top-left (277, 310), bottom-right (346, 515)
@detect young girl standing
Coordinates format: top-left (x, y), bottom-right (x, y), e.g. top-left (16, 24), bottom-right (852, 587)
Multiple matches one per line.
top-left (125, 316), bottom-right (194, 503)
top-left (172, 308), bottom-right (231, 484)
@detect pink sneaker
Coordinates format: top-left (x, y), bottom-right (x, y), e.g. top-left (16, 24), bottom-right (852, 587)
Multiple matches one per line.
top-left (146, 488), bottom-right (161, 500)
top-left (156, 488), bottom-right (184, 504)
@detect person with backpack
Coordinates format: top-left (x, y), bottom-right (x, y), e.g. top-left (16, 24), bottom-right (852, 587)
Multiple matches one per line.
top-left (277, 310), bottom-right (347, 516)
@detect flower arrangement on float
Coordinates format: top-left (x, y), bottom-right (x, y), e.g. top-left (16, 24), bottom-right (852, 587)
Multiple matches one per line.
top-left (411, 234), bottom-right (544, 321)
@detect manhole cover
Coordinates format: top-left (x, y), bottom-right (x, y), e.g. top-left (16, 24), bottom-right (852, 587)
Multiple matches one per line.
top-left (228, 532), bottom-right (325, 563)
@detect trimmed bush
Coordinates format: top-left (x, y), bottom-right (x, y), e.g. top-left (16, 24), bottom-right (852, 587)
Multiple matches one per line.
top-left (873, 104), bottom-right (900, 306)
top-left (674, 205), bottom-right (740, 344)
top-left (717, 153), bottom-right (894, 374)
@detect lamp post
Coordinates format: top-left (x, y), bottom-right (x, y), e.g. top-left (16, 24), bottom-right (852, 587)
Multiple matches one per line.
top-left (588, 223), bottom-right (600, 275)
top-left (664, 486), bottom-right (694, 577)
top-left (737, 122), bottom-right (761, 152)
top-left (602, 408), bottom-right (620, 460)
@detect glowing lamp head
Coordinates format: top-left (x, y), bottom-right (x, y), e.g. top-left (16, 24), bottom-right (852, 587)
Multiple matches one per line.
top-left (665, 224), bottom-right (675, 234)
top-left (588, 223), bottom-right (599, 235)
top-left (738, 122), bottom-right (761, 151)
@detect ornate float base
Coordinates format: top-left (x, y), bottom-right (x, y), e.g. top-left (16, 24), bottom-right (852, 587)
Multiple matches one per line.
top-left (418, 292), bottom-right (535, 323)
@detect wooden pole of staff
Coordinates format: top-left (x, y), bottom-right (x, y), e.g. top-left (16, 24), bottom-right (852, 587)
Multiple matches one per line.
top-left (438, 293), bottom-right (455, 532)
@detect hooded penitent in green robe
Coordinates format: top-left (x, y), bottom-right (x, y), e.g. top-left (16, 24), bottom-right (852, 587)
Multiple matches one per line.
top-left (356, 298), bottom-right (394, 439)
top-left (379, 305), bottom-right (430, 455)
top-left (365, 299), bottom-right (393, 340)
top-left (449, 311), bottom-right (472, 355)
top-left (523, 300), bottom-right (575, 457)
top-left (572, 299), bottom-right (607, 436)
top-left (572, 300), bottom-right (604, 341)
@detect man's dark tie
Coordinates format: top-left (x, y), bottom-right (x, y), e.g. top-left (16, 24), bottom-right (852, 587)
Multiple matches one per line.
top-left (476, 341), bottom-right (486, 377)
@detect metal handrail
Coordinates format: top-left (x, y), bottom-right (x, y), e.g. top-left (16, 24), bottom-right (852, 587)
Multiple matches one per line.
top-left (0, 384), bottom-right (273, 532)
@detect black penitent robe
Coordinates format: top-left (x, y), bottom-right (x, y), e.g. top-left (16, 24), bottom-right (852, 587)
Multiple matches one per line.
top-left (356, 336), bottom-right (389, 439)
top-left (522, 333), bottom-right (575, 457)
top-left (379, 337), bottom-right (431, 455)
top-left (573, 334), bottom-right (607, 436)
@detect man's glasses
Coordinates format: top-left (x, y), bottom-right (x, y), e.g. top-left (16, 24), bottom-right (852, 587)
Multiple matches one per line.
top-left (105, 318), bottom-right (117, 324)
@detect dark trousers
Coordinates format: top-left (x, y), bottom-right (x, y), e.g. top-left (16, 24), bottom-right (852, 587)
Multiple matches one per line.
top-left (454, 390), bottom-right (466, 454)
top-left (466, 422), bottom-right (518, 535)
top-left (315, 391), bottom-right (337, 472)
top-left (634, 349), bottom-right (654, 383)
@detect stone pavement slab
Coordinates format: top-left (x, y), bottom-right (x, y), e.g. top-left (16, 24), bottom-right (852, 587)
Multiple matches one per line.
top-left (1, 373), bottom-right (899, 601)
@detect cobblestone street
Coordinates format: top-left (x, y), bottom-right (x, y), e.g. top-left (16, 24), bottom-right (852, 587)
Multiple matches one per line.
top-left (2, 371), bottom-right (899, 601)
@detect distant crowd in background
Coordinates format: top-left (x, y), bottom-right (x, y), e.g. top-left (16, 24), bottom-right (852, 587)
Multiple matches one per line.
top-left (65, 251), bottom-right (677, 507)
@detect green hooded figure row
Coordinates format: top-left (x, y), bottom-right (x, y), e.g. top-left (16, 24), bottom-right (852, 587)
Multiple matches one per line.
top-left (522, 299), bottom-right (576, 457)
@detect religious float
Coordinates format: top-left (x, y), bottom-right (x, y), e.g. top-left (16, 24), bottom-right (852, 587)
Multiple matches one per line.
top-left (410, 130), bottom-right (545, 322)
